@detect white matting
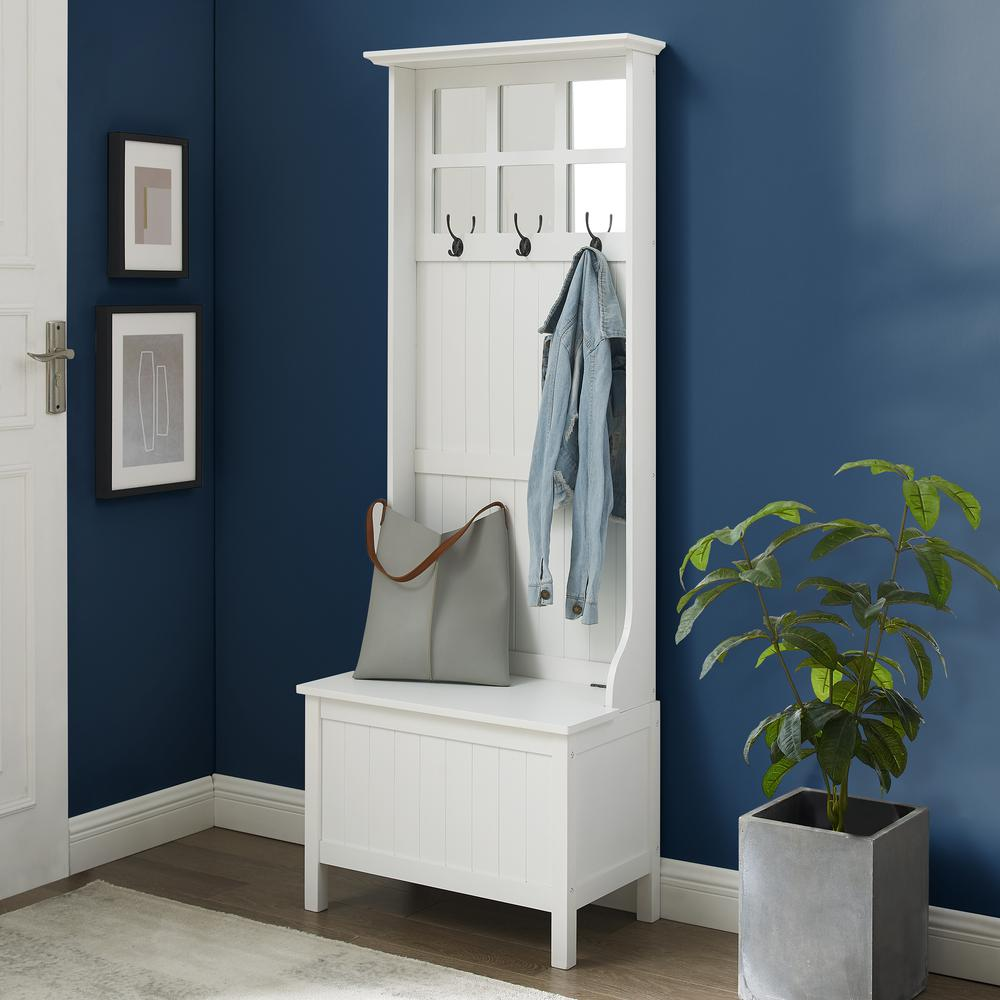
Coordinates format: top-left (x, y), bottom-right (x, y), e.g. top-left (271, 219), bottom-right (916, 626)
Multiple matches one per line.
top-left (0, 881), bottom-right (566, 1000)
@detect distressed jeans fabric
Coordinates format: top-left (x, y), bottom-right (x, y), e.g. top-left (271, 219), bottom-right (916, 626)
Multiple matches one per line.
top-left (526, 247), bottom-right (625, 624)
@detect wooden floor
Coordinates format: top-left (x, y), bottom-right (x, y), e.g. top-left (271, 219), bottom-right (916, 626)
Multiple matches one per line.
top-left (3, 828), bottom-right (997, 1000)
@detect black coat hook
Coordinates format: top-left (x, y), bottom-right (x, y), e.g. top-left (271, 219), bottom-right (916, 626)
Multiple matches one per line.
top-left (514, 213), bottom-right (542, 258)
top-left (585, 212), bottom-right (612, 251)
top-left (446, 214), bottom-right (475, 258)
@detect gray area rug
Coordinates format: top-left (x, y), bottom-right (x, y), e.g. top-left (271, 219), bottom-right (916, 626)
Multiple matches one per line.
top-left (0, 880), bottom-right (567, 999)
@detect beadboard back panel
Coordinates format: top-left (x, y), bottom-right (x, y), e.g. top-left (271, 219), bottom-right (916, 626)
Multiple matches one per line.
top-left (412, 259), bottom-right (627, 680)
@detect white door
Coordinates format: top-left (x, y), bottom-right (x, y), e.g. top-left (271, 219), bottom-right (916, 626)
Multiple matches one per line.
top-left (0, 0), bottom-right (68, 898)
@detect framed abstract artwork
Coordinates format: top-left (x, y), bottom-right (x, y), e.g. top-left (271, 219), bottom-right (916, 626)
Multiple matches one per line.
top-left (108, 132), bottom-right (189, 277)
top-left (96, 306), bottom-right (202, 498)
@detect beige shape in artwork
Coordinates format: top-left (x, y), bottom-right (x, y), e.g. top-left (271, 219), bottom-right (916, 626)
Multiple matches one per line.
top-left (134, 166), bottom-right (172, 245)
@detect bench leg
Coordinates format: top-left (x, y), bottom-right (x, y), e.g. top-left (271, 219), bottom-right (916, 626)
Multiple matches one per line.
top-left (304, 854), bottom-right (328, 912)
top-left (551, 899), bottom-right (577, 970)
top-left (636, 870), bottom-right (660, 922)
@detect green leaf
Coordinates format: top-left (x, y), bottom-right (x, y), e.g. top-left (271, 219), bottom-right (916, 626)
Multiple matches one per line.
top-left (811, 666), bottom-right (843, 701)
top-left (754, 642), bottom-right (793, 669)
top-left (885, 618), bottom-right (947, 677)
top-left (850, 591), bottom-right (886, 629)
top-left (676, 567), bottom-right (742, 612)
top-left (903, 478), bottom-right (941, 531)
top-left (816, 714), bottom-right (858, 785)
top-left (835, 459), bottom-right (914, 479)
top-left (810, 524), bottom-right (893, 561)
top-left (802, 701), bottom-right (848, 738)
top-left (867, 690), bottom-right (924, 740)
top-left (911, 545), bottom-right (952, 609)
top-left (898, 631), bottom-right (933, 699)
top-left (699, 629), bottom-right (769, 678)
top-left (782, 626), bottom-right (840, 671)
top-left (856, 741), bottom-right (893, 794)
top-left (779, 610), bottom-right (852, 635)
top-left (928, 476), bottom-right (982, 529)
top-left (762, 748), bottom-right (816, 798)
top-left (922, 538), bottom-right (1000, 590)
top-left (736, 500), bottom-right (815, 536)
top-left (764, 717), bottom-right (783, 748)
top-left (776, 709), bottom-right (804, 760)
top-left (862, 718), bottom-right (908, 777)
top-left (831, 679), bottom-right (860, 711)
top-left (743, 710), bottom-right (790, 764)
top-left (675, 582), bottom-right (739, 644)
top-left (739, 554), bottom-right (782, 588)
top-left (759, 522), bottom-right (828, 558)
top-left (882, 588), bottom-right (952, 613)
top-left (797, 577), bottom-right (870, 606)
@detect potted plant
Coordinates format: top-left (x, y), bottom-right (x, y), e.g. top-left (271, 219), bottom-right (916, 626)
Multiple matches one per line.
top-left (675, 459), bottom-right (999, 1000)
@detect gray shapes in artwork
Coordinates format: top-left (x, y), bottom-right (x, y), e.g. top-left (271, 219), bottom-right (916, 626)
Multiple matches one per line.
top-left (134, 166), bottom-right (172, 245)
top-left (123, 334), bottom-right (184, 468)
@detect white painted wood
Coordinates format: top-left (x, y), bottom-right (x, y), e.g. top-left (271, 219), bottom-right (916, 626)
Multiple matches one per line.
top-left (604, 47), bottom-right (658, 712)
top-left (213, 774), bottom-right (305, 845)
top-left (297, 673), bottom-right (616, 736)
top-left (68, 778), bottom-right (213, 875)
top-left (306, 34), bottom-right (664, 969)
top-left (387, 67), bottom-right (417, 517)
top-left (0, 0), bottom-right (69, 900)
top-left (365, 34), bottom-right (666, 69)
top-left (303, 696), bottom-right (328, 911)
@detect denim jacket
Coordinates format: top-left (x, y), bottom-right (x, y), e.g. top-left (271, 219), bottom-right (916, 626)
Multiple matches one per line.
top-left (526, 247), bottom-right (625, 624)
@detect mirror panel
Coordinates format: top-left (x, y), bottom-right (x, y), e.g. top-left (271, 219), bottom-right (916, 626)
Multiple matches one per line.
top-left (434, 167), bottom-right (485, 234)
top-left (569, 163), bottom-right (626, 233)
top-left (434, 87), bottom-right (487, 154)
top-left (501, 83), bottom-right (556, 152)
top-left (569, 79), bottom-right (626, 150)
top-left (500, 165), bottom-right (554, 234)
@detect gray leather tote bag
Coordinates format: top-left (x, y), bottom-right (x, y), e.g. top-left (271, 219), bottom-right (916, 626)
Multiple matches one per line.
top-left (354, 499), bottom-right (511, 685)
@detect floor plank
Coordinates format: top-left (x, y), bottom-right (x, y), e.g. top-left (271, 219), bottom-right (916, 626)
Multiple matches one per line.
top-left (3, 829), bottom-right (996, 1000)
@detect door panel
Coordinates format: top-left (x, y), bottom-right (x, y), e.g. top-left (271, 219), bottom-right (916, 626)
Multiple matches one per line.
top-left (0, 0), bottom-right (68, 898)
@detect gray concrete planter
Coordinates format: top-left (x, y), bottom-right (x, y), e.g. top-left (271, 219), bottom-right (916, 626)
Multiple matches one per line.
top-left (739, 787), bottom-right (928, 1000)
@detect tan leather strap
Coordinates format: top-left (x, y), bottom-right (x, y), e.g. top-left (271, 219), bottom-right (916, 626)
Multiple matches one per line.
top-left (366, 498), bottom-right (507, 583)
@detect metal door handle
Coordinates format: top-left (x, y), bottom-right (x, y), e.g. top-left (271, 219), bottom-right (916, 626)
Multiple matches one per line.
top-left (27, 321), bottom-right (72, 414)
top-left (28, 347), bottom-right (75, 363)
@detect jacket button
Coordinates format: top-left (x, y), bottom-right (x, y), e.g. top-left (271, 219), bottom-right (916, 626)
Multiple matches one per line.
top-left (572, 603), bottom-right (583, 616)
top-left (540, 589), bottom-right (551, 601)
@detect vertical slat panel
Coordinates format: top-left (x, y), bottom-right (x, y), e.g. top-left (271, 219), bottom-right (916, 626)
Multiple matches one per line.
top-left (416, 263), bottom-right (442, 450)
top-left (589, 518), bottom-right (618, 661)
top-left (442, 266), bottom-right (467, 453)
top-left (489, 263), bottom-right (515, 456)
top-left (498, 748), bottom-right (527, 881)
top-left (442, 474), bottom-right (466, 531)
top-left (471, 745), bottom-right (500, 877)
top-left (320, 720), bottom-right (346, 844)
top-left (513, 478), bottom-right (540, 653)
top-left (512, 264), bottom-right (538, 455)
top-left (344, 723), bottom-right (371, 848)
top-left (445, 741), bottom-right (473, 870)
top-left (419, 736), bottom-right (447, 865)
top-left (394, 732), bottom-right (420, 858)
top-left (465, 262), bottom-right (491, 455)
top-left (613, 519), bottom-right (627, 651)
top-left (465, 476), bottom-right (490, 516)
top-left (525, 752), bottom-right (551, 885)
top-left (491, 477), bottom-right (518, 649)
top-left (415, 473), bottom-right (443, 532)
top-left (369, 728), bottom-right (395, 853)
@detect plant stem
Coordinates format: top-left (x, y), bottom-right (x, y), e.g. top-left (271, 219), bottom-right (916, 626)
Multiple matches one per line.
top-left (739, 539), bottom-right (805, 709)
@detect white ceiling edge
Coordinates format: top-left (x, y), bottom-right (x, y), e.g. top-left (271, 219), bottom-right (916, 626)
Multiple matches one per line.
top-left (364, 33), bottom-right (667, 69)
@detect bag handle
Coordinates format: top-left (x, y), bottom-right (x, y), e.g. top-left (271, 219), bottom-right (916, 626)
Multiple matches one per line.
top-left (366, 498), bottom-right (507, 583)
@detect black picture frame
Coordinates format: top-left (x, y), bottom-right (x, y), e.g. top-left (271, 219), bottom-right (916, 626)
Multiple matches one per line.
top-left (96, 305), bottom-right (202, 499)
top-left (108, 132), bottom-right (189, 278)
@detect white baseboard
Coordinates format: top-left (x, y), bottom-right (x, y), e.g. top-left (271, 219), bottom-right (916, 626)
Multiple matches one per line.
top-left (69, 776), bottom-right (1000, 987)
top-left (659, 858), bottom-right (1000, 987)
top-left (212, 773), bottom-right (304, 845)
top-left (68, 777), bottom-right (214, 875)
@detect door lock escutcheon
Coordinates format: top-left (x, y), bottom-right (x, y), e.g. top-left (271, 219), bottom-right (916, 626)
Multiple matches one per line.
top-left (28, 321), bottom-right (74, 414)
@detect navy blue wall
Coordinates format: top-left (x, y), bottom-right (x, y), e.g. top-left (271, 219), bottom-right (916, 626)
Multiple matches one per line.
top-left (68, 0), bottom-right (215, 815)
top-left (213, 1), bottom-right (1000, 917)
